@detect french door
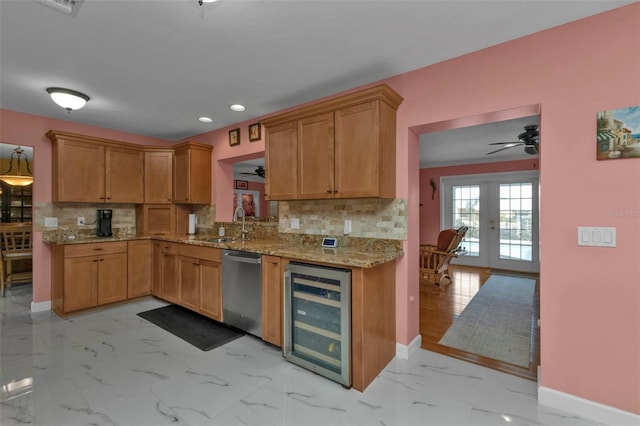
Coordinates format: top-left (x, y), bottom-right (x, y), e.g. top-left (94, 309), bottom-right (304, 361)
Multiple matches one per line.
top-left (441, 171), bottom-right (539, 273)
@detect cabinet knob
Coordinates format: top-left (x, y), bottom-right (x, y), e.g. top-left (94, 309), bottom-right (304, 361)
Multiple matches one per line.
top-left (94, 248), bottom-right (103, 251)
top-left (326, 190), bottom-right (332, 194)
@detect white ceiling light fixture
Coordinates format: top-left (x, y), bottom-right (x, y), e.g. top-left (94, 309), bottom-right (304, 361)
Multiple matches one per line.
top-left (229, 104), bottom-right (246, 112)
top-left (198, 116), bottom-right (213, 123)
top-left (46, 87), bottom-right (90, 112)
top-left (198, 0), bottom-right (219, 4)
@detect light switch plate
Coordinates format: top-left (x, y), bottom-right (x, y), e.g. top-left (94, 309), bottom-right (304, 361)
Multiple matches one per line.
top-left (578, 226), bottom-right (616, 247)
top-left (44, 217), bottom-right (58, 228)
top-left (290, 218), bottom-right (300, 229)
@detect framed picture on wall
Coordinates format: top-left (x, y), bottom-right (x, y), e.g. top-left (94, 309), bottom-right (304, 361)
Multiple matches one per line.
top-left (229, 128), bottom-right (240, 146)
top-left (249, 123), bottom-right (261, 142)
top-left (235, 180), bottom-right (248, 190)
top-left (596, 105), bottom-right (640, 160)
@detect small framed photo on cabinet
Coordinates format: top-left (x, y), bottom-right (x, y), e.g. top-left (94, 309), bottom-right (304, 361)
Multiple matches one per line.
top-left (249, 123), bottom-right (261, 142)
top-left (229, 128), bottom-right (240, 146)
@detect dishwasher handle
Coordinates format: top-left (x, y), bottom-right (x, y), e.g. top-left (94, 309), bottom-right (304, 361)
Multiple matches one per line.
top-left (223, 253), bottom-right (261, 264)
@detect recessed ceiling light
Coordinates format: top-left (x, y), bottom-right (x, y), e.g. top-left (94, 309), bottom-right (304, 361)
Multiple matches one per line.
top-left (198, 116), bottom-right (213, 123)
top-left (229, 104), bottom-right (246, 112)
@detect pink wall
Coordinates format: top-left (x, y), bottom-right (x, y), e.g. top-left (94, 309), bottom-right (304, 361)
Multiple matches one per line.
top-left (1, 2), bottom-right (638, 415)
top-left (0, 109), bottom-right (172, 303)
top-left (387, 4), bottom-right (639, 414)
top-left (420, 159), bottom-right (539, 243)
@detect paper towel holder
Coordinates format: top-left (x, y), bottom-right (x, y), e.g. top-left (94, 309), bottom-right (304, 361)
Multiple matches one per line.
top-left (188, 214), bottom-right (197, 235)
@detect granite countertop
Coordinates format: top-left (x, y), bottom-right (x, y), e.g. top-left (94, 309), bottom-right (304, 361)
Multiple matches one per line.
top-left (48, 234), bottom-right (403, 268)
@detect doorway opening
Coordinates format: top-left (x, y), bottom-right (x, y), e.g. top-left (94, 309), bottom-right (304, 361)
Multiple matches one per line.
top-left (415, 106), bottom-right (541, 380)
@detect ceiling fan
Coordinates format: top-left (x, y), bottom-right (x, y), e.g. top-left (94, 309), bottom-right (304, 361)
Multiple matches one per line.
top-left (240, 165), bottom-right (265, 178)
top-left (486, 125), bottom-right (539, 155)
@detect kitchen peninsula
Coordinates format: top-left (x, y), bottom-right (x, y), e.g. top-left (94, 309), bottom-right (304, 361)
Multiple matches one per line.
top-left (47, 230), bottom-right (402, 392)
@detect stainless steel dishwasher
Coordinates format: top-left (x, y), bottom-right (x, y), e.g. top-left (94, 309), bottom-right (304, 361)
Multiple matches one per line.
top-left (221, 250), bottom-right (262, 337)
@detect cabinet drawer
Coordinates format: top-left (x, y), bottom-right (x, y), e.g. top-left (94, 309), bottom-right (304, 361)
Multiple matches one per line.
top-left (64, 241), bottom-right (128, 258)
top-left (178, 244), bottom-right (221, 262)
top-left (156, 241), bottom-right (178, 255)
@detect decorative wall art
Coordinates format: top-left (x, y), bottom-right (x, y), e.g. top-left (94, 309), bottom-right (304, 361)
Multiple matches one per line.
top-left (229, 128), bottom-right (240, 146)
top-left (249, 123), bottom-right (261, 142)
top-left (235, 180), bottom-right (248, 190)
top-left (597, 106), bottom-right (640, 160)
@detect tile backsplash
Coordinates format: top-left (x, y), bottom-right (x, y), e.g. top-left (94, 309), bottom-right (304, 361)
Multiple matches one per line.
top-left (279, 198), bottom-right (407, 240)
top-left (36, 198), bottom-right (407, 242)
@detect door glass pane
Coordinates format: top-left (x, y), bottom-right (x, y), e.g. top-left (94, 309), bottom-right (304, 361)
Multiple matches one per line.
top-left (452, 185), bottom-right (480, 257)
top-left (499, 183), bottom-right (533, 261)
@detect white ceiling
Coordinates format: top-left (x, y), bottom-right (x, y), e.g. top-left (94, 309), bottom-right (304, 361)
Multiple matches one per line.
top-left (0, 0), bottom-right (633, 168)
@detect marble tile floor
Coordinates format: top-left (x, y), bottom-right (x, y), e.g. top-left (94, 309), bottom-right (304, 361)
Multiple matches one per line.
top-left (1, 285), bottom-right (601, 426)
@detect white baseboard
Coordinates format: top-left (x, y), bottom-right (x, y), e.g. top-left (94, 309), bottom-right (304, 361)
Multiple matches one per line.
top-left (538, 385), bottom-right (640, 425)
top-left (396, 334), bottom-right (422, 360)
top-left (31, 300), bottom-right (51, 313)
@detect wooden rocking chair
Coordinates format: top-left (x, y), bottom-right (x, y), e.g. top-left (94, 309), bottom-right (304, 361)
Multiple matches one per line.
top-left (420, 226), bottom-right (468, 288)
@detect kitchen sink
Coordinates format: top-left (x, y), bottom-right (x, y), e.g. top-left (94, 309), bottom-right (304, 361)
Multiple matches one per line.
top-left (204, 237), bottom-right (236, 243)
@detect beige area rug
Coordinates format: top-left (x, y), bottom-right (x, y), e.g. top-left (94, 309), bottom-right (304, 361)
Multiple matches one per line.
top-left (438, 274), bottom-right (536, 368)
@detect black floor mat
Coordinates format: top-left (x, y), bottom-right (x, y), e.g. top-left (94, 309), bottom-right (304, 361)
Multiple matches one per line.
top-left (137, 304), bottom-right (243, 351)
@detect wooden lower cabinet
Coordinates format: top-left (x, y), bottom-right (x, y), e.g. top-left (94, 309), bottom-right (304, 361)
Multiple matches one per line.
top-left (158, 243), bottom-right (179, 303)
top-left (152, 242), bottom-right (223, 321)
top-left (128, 240), bottom-right (152, 298)
top-left (52, 241), bottom-right (128, 316)
top-left (198, 258), bottom-right (222, 321)
top-left (261, 255), bottom-right (286, 346)
top-left (178, 255), bottom-right (199, 311)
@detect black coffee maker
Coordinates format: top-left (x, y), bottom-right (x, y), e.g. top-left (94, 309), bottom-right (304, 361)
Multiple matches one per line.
top-left (97, 209), bottom-right (113, 237)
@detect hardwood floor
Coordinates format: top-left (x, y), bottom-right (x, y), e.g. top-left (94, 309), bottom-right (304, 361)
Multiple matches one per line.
top-left (419, 264), bottom-right (540, 381)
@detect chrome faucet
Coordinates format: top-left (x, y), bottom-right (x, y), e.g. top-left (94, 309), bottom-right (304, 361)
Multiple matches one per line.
top-left (233, 206), bottom-right (249, 240)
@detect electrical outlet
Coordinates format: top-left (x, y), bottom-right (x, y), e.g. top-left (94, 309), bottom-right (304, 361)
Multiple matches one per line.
top-left (344, 220), bottom-right (352, 234)
top-left (78, 216), bottom-right (85, 226)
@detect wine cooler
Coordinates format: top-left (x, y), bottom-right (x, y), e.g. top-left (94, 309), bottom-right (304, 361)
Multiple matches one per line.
top-left (283, 262), bottom-right (351, 387)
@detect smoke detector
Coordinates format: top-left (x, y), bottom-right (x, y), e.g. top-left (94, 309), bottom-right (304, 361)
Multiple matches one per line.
top-left (34, 0), bottom-right (84, 16)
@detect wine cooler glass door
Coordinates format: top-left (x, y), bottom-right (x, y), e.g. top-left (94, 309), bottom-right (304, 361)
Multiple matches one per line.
top-left (284, 263), bottom-right (351, 387)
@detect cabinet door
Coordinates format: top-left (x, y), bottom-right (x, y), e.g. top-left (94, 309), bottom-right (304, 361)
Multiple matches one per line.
top-left (144, 151), bottom-right (173, 203)
top-left (173, 144), bottom-right (212, 204)
top-left (178, 255), bottom-right (199, 311)
top-left (97, 252), bottom-right (128, 305)
top-left (199, 259), bottom-right (222, 321)
top-left (106, 146), bottom-right (144, 203)
top-left (265, 121), bottom-right (298, 200)
top-left (298, 112), bottom-right (335, 199)
top-left (261, 255), bottom-right (283, 346)
top-left (334, 101), bottom-right (381, 198)
top-left (173, 148), bottom-right (190, 203)
top-left (128, 240), bottom-right (152, 298)
top-left (151, 242), bottom-right (162, 296)
top-left (63, 256), bottom-right (98, 312)
top-left (160, 251), bottom-right (178, 303)
top-left (55, 139), bottom-right (105, 202)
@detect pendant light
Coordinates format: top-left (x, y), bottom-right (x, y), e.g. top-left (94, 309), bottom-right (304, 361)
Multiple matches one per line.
top-left (46, 87), bottom-right (90, 111)
top-left (0, 146), bottom-right (33, 187)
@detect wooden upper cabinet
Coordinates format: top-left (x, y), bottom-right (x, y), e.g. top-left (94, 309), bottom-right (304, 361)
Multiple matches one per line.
top-left (334, 100), bottom-right (396, 199)
top-left (47, 130), bottom-right (143, 203)
top-left (298, 112), bottom-right (335, 199)
top-left (106, 146), bottom-right (144, 203)
top-left (50, 136), bottom-right (105, 202)
top-left (144, 149), bottom-right (173, 203)
top-left (264, 121), bottom-right (298, 201)
top-left (173, 141), bottom-right (212, 204)
top-left (261, 84), bottom-right (403, 201)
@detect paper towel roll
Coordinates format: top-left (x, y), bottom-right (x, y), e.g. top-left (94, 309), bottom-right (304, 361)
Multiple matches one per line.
top-left (188, 214), bottom-right (197, 235)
